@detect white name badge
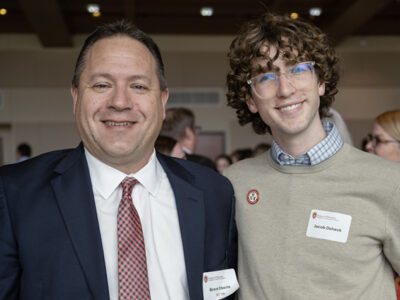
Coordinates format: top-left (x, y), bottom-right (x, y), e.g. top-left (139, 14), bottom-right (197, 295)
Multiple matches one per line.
top-left (202, 268), bottom-right (239, 300)
top-left (306, 209), bottom-right (352, 243)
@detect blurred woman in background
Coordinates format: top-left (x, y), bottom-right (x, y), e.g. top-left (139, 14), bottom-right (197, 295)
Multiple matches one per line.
top-left (215, 154), bottom-right (232, 174)
top-left (365, 109), bottom-right (400, 162)
top-left (365, 109), bottom-right (400, 299)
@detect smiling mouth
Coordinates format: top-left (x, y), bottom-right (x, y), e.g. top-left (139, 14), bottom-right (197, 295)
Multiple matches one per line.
top-left (103, 121), bottom-right (135, 126)
top-left (277, 101), bottom-right (304, 112)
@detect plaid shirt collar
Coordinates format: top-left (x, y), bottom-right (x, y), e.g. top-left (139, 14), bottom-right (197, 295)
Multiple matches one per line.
top-left (271, 121), bottom-right (343, 166)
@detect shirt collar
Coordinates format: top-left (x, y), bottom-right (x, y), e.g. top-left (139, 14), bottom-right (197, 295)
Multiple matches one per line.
top-left (270, 121), bottom-right (343, 166)
top-left (85, 149), bottom-right (162, 199)
top-left (182, 146), bottom-right (192, 155)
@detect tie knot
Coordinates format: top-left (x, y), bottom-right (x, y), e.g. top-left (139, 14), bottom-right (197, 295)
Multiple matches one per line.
top-left (121, 177), bottom-right (138, 195)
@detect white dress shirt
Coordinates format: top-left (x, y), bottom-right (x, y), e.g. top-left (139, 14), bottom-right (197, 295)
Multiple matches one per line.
top-left (85, 149), bottom-right (189, 300)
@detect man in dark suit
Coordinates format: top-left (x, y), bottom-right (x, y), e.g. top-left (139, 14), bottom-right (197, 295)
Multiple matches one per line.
top-left (0, 20), bottom-right (237, 300)
top-left (160, 107), bottom-right (217, 171)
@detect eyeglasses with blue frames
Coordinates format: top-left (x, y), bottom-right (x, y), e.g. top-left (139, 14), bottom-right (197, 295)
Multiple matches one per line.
top-left (247, 61), bottom-right (316, 100)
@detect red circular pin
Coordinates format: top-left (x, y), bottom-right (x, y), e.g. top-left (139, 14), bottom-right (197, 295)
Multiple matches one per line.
top-left (247, 189), bottom-right (259, 205)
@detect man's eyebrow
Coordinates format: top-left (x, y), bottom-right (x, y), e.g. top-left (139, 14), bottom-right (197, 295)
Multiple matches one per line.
top-left (87, 73), bottom-right (151, 83)
top-left (88, 73), bottom-right (113, 81)
top-left (127, 75), bottom-right (151, 83)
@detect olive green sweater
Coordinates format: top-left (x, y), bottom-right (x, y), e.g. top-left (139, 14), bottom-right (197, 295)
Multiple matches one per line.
top-left (225, 144), bottom-right (400, 299)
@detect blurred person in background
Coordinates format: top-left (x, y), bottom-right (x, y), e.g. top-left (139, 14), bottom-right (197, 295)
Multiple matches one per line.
top-left (252, 142), bottom-right (271, 156)
top-left (161, 107), bottom-right (217, 171)
top-left (366, 109), bottom-right (400, 162)
top-left (230, 148), bottom-right (253, 163)
top-left (16, 142), bottom-right (32, 162)
top-left (360, 135), bottom-right (370, 152)
top-left (215, 154), bottom-right (232, 174)
top-left (365, 109), bottom-right (400, 299)
top-left (155, 135), bottom-right (186, 159)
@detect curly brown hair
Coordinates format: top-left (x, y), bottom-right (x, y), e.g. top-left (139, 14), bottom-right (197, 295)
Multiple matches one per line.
top-left (226, 12), bottom-right (340, 134)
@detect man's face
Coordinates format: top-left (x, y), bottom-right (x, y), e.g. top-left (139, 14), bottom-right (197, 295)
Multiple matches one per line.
top-left (246, 46), bottom-right (325, 143)
top-left (71, 36), bottom-right (168, 173)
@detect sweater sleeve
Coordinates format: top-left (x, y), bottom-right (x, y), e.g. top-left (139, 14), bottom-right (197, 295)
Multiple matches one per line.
top-left (383, 184), bottom-right (400, 273)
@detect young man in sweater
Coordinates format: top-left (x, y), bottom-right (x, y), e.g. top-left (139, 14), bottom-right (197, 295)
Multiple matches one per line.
top-left (224, 12), bottom-right (400, 299)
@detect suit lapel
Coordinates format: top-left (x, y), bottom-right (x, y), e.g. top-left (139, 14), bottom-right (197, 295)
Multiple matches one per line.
top-left (51, 145), bottom-right (109, 300)
top-left (157, 154), bottom-right (205, 299)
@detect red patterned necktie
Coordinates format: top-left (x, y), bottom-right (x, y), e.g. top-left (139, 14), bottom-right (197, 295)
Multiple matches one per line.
top-left (118, 177), bottom-right (151, 300)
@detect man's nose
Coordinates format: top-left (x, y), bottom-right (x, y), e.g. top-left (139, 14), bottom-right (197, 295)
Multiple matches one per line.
top-left (275, 74), bottom-right (296, 98)
top-left (109, 86), bottom-right (133, 110)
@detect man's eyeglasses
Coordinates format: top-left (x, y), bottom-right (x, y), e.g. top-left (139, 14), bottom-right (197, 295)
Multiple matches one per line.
top-left (247, 61), bottom-right (316, 100)
top-left (366, 134), bottom-right (400, 147)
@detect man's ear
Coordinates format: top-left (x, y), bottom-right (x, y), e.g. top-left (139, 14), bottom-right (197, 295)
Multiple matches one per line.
top-left (161, 88), bottom-right (169, 119)
top-left (318, 81), bottom-right (326, 96)
top-left (184, 126), bottom-right (193, 139)
top-left (71, 85), bottom-right (78, 115)
top-left (246, 95), bottom-right (259, 114)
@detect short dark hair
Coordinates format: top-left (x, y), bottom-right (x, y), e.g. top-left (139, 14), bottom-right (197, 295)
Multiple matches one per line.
top-left (226, 12), bottom-right (340, 134)
top-left (230, 148), bottom-right (253, 161)
top-left (160, 108), bottom-right (195, 141)
top-left (155, 135), bottom-right (178, 156)
top-left (17, 143), bottom-right (31, 157)
top-left (72, 20), bottom-right (167, 90)
top-left (253, 142), bottom-right (271, 156)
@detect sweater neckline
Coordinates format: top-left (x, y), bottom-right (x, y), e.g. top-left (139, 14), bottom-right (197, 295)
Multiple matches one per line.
top-left (265, 143), bottom-right (349, 174)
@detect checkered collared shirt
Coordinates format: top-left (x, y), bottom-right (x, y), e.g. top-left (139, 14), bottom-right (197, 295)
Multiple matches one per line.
top-left (270, 121), bottom-right (343, 166)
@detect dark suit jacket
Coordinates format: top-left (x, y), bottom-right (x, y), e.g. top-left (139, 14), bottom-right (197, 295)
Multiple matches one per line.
top-left (0, 144), bottom-right (237, 300)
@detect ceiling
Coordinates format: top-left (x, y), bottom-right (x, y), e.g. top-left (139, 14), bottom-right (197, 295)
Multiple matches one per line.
top-left (0, 0), bottom-right (399, 47)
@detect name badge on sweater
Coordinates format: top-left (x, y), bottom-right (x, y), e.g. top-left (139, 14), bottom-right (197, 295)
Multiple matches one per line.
top-left (203, 268), bottom-right (239, 300)
top-left (306, 209), bottom-right (352, 243)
